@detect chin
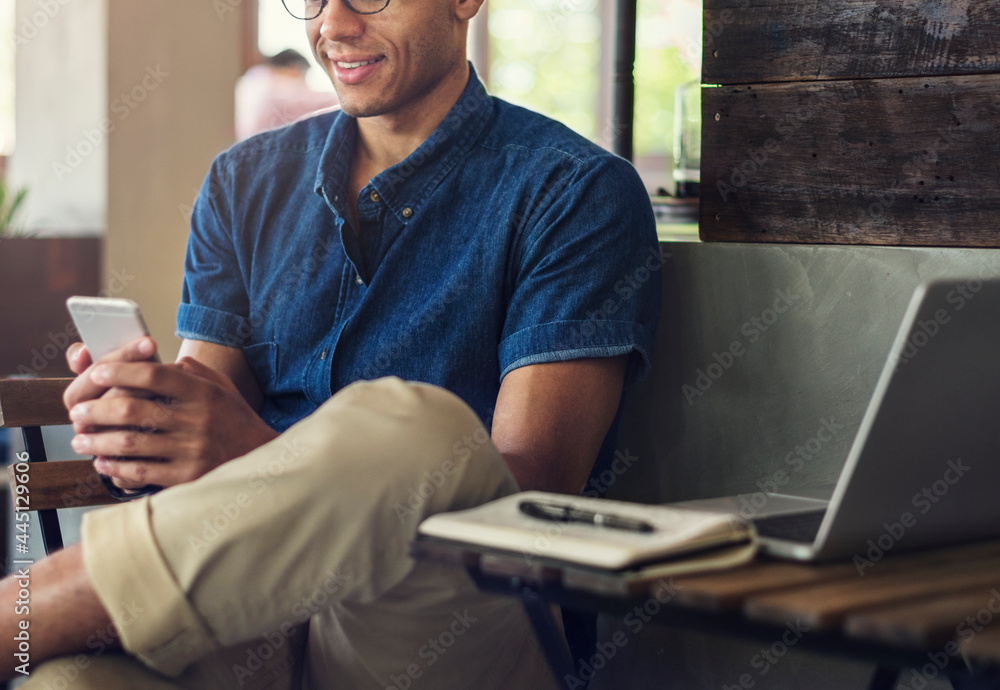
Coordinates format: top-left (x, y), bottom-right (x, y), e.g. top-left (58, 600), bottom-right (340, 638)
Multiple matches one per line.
top-left (338, 99), bottom-right (392, 119)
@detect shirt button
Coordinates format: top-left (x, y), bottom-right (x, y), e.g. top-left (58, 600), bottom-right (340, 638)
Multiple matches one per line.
top-left (402, 207), bottom-right (414, 219)
top-left (355, 274), bottom-right (364, 285)
top-left (370, 191), bottom-right (381, 203)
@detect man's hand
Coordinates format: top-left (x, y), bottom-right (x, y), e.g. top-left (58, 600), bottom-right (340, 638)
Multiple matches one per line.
top-left (64, 339), bottom-right (278, 489)
top-left (64, 336), bottom-right (160, 408)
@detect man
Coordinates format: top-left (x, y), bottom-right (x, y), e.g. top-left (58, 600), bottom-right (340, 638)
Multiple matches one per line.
top-left (2, 0), bottom-right (660, 686)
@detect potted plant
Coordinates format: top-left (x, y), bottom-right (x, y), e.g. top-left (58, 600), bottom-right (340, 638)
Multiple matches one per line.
top-left (0, 178), bottom-right (30, 237)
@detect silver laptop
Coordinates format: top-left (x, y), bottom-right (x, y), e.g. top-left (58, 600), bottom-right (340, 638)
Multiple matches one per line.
top-left (678, 279), bottom-right (1000, 562)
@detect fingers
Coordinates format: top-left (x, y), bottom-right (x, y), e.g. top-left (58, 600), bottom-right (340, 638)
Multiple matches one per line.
top-left (72, 425), bottom-right (172, 459)
top-left (82, 358), bottom-right (223, 406)
top-left (66, 342), bottom-right (91, 375)
top-left (63, 337), bottom-right (161, 409)
top-left (69, 396), bottom-right (178, 435)
top-left (92, 457), bottom-right (180, 490)
top-left (64, 365), bottom-right (101, 410)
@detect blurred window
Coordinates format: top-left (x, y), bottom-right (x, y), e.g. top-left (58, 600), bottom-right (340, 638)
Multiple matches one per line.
top-left (257, 2), bottom-right (336, 94)
top-left (481, 0), bottom-right (701, 195)
top-left (0, 2), bottom-right (15, 156)
top-left (484, 0), bottom-right (604, 143)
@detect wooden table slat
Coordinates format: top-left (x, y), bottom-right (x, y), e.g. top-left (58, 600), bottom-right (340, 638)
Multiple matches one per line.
top-left (845, 586), bottom-right (1000, 649)
top-left (744, 551), bottom-right (1000, 631)
top-left (669, 561), bottom-right (859, 611)
top-left (961, 618), bottom-right (1000, 663)
top-left (672, 540), bottom-right (1000, 614)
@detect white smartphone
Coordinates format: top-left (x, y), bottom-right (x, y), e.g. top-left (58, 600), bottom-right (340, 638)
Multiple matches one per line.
top-left (66, 296), bottom-right (159, 362)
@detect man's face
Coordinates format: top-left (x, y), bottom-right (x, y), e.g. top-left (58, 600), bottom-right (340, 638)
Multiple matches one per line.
top-left (306, 0), bottom-right (466, 120)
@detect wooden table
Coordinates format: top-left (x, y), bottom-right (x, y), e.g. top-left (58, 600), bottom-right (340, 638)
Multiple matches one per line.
top-left (413, 538), bottom-right (1000, 689)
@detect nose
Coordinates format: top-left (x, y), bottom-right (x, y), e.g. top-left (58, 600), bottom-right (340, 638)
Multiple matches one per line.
top-left (317, 0), bottom-right (365, 42)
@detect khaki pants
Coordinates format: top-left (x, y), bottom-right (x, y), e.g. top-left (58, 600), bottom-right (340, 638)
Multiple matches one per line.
top-left (24, 378), bottom-right (557, 690)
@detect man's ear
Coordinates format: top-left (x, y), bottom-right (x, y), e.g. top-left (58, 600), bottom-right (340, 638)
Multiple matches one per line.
top-left (454, 0), bottom-right (486, 22)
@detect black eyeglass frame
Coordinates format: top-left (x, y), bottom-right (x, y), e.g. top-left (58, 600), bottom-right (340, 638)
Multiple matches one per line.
top-left (281, 0), bottom-right (391, 19)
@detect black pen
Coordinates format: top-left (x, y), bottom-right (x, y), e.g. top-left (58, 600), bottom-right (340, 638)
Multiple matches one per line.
top-left (518, 500), bottom-right (655, 533)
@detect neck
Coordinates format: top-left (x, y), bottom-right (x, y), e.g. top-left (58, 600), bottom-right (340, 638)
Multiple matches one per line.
top-left (354, 61), bottom-right (470, 175)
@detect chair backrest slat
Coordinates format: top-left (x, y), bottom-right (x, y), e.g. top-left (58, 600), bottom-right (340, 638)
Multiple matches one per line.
top-left (2, 377), bottom-right (115, 554)
top-left (8, 460), bottom-right (118, 512)
top-left (0, 378), bottom-right (74, 428)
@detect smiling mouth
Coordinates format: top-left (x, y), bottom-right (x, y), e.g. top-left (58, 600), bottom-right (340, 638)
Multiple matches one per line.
top-left (335, 57), bottom-right (384, 69)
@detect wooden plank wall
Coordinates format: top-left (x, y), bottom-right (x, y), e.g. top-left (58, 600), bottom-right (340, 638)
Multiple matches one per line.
top-left (700, 0), bottom-right (1000, 246)
top-left (0, 238), bottom-right (101, 377)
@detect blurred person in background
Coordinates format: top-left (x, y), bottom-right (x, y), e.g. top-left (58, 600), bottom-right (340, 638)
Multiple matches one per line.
top-left (235, 48), bottom-right (338, 140)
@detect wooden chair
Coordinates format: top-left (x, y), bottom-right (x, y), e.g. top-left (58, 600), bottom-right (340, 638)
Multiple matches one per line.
top-left (0, 377), bottom-right (117, 553)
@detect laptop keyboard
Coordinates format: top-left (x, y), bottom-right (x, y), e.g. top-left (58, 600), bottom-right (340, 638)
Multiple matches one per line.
top-left (753, 510), bottom-right (826, 544)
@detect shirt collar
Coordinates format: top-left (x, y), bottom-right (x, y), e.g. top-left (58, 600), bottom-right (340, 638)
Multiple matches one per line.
top-left (314, 64), bottom-right (493, 224)
top-left (313, 112), bottom-right (357, 222)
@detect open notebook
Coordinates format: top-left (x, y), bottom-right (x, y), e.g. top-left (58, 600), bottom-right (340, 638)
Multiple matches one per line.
top-left (416, 491), bottom-right (757, 595)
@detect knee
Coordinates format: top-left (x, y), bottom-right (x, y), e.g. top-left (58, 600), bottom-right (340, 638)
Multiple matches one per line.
top-left (290, 378), bottom-right (517, 517)
top-left (314, 378), bottom-right (496, 467)
top-left (356, 378), bottom-right (496, 471)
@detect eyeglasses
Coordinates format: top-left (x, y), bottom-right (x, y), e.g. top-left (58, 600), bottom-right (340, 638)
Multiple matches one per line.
top-left (281, 0), bottom-right (391, 20)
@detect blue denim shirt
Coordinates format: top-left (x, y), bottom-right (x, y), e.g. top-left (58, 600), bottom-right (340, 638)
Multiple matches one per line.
top-left (178, 68), bottom-right (661, 436)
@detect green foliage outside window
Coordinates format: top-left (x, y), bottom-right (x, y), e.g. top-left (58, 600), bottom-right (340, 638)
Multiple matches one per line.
top-left (487, 0), bottom-right (701, 185)
top-left (487, 0), bottom-right (601, 140)
top-left (635, 0), bottom-right (700, 159)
